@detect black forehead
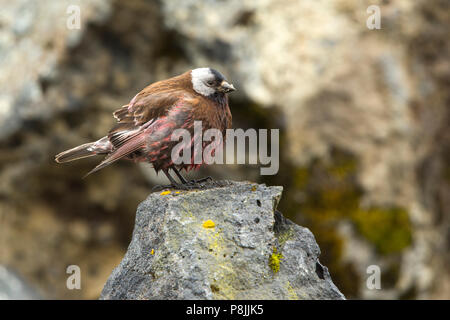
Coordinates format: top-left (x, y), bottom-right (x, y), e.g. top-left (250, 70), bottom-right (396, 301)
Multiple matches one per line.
top-left (209, 68), bottom-right (226, 81)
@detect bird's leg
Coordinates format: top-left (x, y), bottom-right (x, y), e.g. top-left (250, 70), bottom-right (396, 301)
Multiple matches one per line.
top-left (152, 168), bottom-right (213, 192)
top-left (172, 167), bottom-right (213, 186)
top-left (152, 169), bottom-right (182, 191)
top-left (152, 169), bottom-right (199, 191)
top-left (163, 169), bottom-right (179, 186)
top-left (171, 167), bottom-right (188, 184)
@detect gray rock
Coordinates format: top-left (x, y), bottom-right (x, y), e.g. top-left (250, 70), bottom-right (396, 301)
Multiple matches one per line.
top-left (100, 181), bottom-right (344, 300)
top-left (0, 266), bottom-right (40, 300)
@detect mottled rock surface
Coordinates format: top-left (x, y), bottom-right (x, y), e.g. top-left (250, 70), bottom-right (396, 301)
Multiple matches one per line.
top-left (100, 181), bottom-right (344, 300)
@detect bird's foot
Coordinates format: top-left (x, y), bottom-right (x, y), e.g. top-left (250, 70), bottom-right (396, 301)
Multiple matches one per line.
top-left (187, 176), bottom-right (213, 185)
top-left (152, 183), bottom-right (201, 192)
top-left (180, 176), bottom-right (213, 189)
top-left (152, 184), bottom-right (173, 192)
top-left (153, 177), bottom-right (214, 192)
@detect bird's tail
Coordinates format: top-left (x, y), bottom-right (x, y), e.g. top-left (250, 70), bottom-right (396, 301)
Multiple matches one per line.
top-left (55, 142), bottom-right (97, 163)
top-left (55, 137), bottom-right (112, 163)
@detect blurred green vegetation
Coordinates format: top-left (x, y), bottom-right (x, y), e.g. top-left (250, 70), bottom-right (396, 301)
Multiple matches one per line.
top-left (276, 148), bottom-right (412, 297)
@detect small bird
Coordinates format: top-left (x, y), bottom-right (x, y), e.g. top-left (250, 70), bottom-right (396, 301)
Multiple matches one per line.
top-left (55, 68), bottom-right (235, 187)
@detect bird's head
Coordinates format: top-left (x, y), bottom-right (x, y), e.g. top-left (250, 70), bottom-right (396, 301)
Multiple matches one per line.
top-left (191, 68), bottom-right (236, 97)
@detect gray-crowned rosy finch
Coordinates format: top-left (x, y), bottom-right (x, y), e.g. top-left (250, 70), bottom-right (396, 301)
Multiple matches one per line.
top-left (55, 68), bottom-right (235, 187)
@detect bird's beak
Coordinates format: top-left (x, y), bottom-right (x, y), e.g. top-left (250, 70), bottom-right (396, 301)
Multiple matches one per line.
top-left (219, 80), bottom-right (236, 93)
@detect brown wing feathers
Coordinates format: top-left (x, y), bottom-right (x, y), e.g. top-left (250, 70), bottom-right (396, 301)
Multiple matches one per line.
top-left (57, 70), bottom-right (233, 177)
top-left (83, 131), bottom-right (146, 177)
top-left (83, 76), bottom-right (190, 176)
top-left (112, 104), bottom-right (129, 121)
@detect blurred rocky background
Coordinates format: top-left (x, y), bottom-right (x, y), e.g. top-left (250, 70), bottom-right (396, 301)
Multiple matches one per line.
top-left (0, 0), bottom-right (448, 299)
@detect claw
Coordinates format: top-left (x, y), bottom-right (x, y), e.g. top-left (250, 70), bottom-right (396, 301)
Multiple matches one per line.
top-left (152, 184), bottom-right (176, 192)
top-left (153, 176), bottom-right (214, 192)
top-left (152, 183), bottom-right (201, 192)
top-left (187, 176), bottom-right (213, 185)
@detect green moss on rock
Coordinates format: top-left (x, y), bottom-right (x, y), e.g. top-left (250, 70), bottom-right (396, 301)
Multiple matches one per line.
top-left (279, 148), bottom-right (413, 297)
top-left (351, 207), bottom-right (412, 254)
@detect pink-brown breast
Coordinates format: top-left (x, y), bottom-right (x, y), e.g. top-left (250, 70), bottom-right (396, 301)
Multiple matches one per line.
top-left (129, 92), bottom-right (231, 172)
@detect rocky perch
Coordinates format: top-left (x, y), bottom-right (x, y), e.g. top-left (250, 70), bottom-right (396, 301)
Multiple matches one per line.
top-left (100, 181), bottom-right (345, 300)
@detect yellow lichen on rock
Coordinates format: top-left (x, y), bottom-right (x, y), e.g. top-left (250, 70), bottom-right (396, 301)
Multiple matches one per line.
top-left (269, 247), bottom-right (283, 273)
top-left (202, 219), bottom-right (215, 228)
top-left (286, 281), bottom-right (299, 300)
top-left (160, 190), bottom-right (171, 196)
top-left (201, 225), bottom-right (236, 299)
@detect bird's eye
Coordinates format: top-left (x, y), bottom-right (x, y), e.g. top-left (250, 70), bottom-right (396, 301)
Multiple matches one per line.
top-left (207, 80), bottom-right (215, 86)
